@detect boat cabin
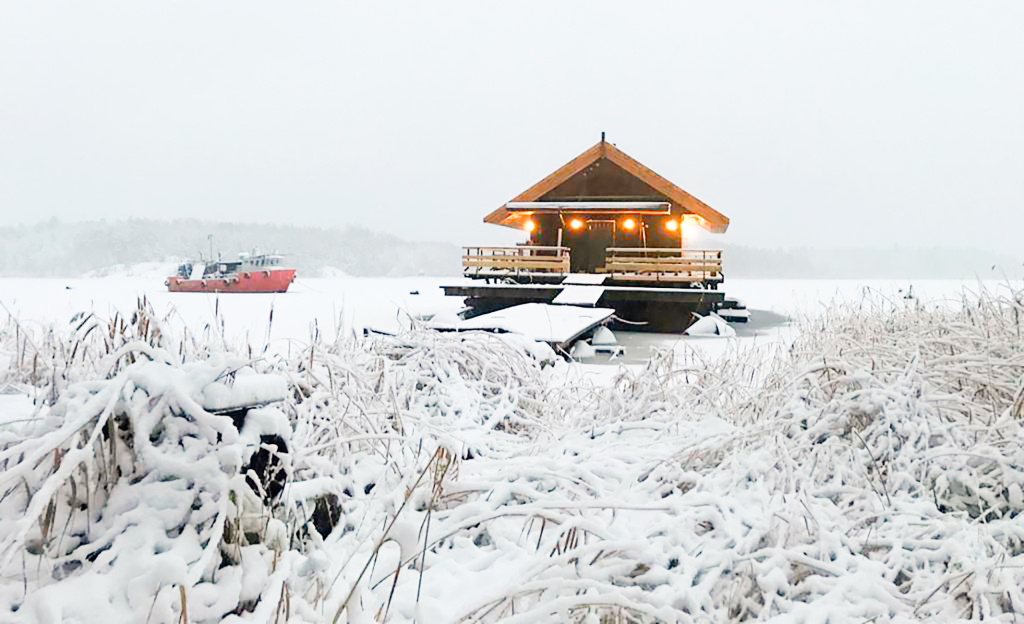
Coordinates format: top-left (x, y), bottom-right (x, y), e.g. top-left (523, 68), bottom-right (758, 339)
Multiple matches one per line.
top-left (465, 135), bottom-right (730, 287)
top-left (175, 252), bottom-right (287, 279)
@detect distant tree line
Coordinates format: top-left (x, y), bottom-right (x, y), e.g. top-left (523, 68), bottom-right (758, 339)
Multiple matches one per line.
top-left (0, 219), bottom-right (462, 278)
top-left (0, 219), bottom-right (1019, 279)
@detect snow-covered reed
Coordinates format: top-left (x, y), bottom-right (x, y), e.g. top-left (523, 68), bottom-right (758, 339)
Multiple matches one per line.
top-left (1, 285), bottom-right (1024, 622)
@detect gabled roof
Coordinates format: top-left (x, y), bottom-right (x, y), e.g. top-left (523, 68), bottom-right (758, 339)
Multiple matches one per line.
top-left (484, 139), bottom-right (730, 233)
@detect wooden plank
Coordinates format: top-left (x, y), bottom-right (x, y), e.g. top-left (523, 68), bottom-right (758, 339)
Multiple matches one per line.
top-left (463, 254), bottom-right (567, 262)
top-left (506, 201), bottom-right (670, 212)
top-left (465, 256), bottom-right (566, 262)
top-left (605, 257), bottom-right (723, 266)
top-left (463, 261), bottom-right (568, 272)
top-left (603, 267), bottom-right (721, 275)
top-left (466, 246), bottom-right (567, 253)
top-left (607, 248), bottom-right (721, 258)
top-left (606, 255), bottom-right (722, 261)
top-left (608, 274), bottom-right (723, 284)
top-left (604, 262), bottom-right (721, 272)
top-left (605, 273), bottom-right (708, 283)
top-left (463, 259), bottom-right (569, 271)
top-left (605, 265), bottom-right (720, 274)
top-left (606, 270), bottom-right (719, 278)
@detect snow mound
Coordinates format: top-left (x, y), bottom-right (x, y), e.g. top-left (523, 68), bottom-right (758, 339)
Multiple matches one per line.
top-left (569, 339), bottom-right (596, 359)
top-left (684, 313), bottom-right (737, 336)
top-left (590, 325), bottom-right (617, 346)
top-left (200, 372), bottom-right (288, 412)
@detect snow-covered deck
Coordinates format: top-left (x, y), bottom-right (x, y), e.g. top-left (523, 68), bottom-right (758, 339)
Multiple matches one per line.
top-left (429, 302), bottom-right (614, 347)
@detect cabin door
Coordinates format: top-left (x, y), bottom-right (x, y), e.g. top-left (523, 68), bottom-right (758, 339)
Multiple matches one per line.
top-left (571, 220), bottom-right (614, 273)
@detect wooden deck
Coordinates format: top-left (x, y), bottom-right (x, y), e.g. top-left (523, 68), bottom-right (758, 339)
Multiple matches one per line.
top-left (463, 246), bottom-right (722, 285)
top-left (600, 248), bottom-right (722, 283)
top-left (462, 246), bottom-right (570, 276)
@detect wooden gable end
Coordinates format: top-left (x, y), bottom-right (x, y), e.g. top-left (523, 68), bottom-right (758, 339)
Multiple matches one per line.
top-left (484, 139), bottom-right (729, 233)
top-left (539, 159), bottom-right (666, 202)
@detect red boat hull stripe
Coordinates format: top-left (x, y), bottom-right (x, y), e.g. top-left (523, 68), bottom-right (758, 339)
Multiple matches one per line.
top-left (167, 269), bottom-right (296, 293)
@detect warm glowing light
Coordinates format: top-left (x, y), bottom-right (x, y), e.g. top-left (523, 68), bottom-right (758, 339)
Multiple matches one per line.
top-left (523, 219), bottom-right (536, 233)
top-left (665, 219), bottom-right (679, 233)
top-left (622, 217), bottom-right (637, 231)
top-left (569, 218), bottom-right (585, 230)
top-left (681, 219), bottom-right (700, 239)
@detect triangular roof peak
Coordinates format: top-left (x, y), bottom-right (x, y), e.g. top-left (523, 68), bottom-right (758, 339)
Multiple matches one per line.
top-left (484, 137), bottom-right (730, 233)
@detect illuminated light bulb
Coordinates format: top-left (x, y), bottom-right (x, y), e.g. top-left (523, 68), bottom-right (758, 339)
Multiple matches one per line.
top-left (622, 218), bottom-right (637, 231)
top-left (523, 219), bottom-right (536, 233)
top-left (665, 219), bottom-right (679, 233)
top-left (569, 218), bottom-right (584, 230)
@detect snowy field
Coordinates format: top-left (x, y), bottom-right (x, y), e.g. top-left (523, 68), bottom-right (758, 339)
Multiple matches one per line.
top-left (2, 275), bottom-right (1024, 622)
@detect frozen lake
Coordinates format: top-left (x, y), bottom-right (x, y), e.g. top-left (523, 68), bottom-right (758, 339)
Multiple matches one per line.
top-left (1, 275), bottom-right (1019, 365)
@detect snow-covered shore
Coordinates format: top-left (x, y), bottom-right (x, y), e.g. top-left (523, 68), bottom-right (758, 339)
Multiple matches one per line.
top-left (2, 279), bottom-right (1024, 622)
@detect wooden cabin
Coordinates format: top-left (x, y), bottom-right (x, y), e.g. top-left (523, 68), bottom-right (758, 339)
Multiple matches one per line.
top-left (464, 134), bottom-right (729, 286)
top-left (447, 136), bottom-right (734, 330)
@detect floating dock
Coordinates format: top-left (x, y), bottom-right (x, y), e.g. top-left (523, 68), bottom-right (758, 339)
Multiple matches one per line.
top-left (442, 280), bottom-right (724, 332)
top-left (429, 303), bottom-right (615, 351)
top-left (447, 134), bottom-right (739, 333)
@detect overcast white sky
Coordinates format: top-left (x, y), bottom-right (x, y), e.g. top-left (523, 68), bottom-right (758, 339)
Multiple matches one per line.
top-left (1, 2), bottom-right (1022, 254)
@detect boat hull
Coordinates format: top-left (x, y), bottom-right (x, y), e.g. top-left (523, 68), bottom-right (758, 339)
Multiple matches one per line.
top-left (166, 269), bottom-right (296, 293)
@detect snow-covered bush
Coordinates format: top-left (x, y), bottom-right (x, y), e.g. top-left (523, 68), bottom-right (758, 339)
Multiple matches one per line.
top-left (2, 286), bottom-right (1024, 622)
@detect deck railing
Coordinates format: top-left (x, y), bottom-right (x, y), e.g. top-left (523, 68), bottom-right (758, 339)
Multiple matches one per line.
top-left (601, 248), bottom-right (723, 282)
top-left (462, 246), bottom-right (570, 276)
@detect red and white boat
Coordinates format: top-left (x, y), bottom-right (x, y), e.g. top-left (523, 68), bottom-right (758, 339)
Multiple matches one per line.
top-left (166, 251), bottom-right (296, 293)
